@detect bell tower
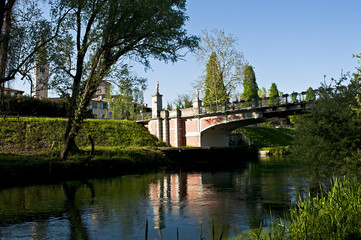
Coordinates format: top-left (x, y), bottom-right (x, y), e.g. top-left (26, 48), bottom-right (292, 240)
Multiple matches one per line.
top-left (32, 41), bottom-right (49, 99)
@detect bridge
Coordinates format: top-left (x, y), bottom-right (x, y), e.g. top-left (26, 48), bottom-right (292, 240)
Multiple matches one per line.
top-left (136, 86), bottom-right (316, 147)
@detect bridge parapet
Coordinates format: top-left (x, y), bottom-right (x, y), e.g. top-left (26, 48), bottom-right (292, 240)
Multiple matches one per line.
top-left (135, 90), bottom-right (318, 121)
top-left (137, 87), bottom-right (317, 147)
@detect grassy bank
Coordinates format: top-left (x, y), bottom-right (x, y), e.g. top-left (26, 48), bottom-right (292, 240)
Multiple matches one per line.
top-left (239, 127), bottom-right (295, 155)
top-left (0, 118), bottom-right (168, 185)
top-left (0, 117), bottom-right (163, 152)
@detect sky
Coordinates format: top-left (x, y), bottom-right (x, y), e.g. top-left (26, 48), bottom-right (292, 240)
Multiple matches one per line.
top-left (12, 0), bottom-right (361, 107)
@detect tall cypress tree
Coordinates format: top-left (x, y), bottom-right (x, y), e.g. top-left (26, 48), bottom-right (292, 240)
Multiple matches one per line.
top-left (241, 65), bottom-right (258, 101)
top-left (269, 82), bottom-right (280, 105)
top-left (203, 52), bottom-right (228, 106)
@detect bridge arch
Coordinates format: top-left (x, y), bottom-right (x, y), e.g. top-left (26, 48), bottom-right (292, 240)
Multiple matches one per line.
top-left (137, 86), bottom-right (316, 147)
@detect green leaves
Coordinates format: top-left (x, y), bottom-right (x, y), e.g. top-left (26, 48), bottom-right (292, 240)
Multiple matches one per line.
top-left (292, 77), bottom-right (361, 177)
top-left (241, 65), bottom-right (258, 102)
top-left (203, 52), bottom-right (228, 106)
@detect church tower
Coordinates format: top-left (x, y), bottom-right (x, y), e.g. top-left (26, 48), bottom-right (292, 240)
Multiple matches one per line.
top-left (32, 41), bottom-right (49, 99)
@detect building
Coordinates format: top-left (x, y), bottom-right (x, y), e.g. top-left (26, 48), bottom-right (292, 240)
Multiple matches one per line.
top-left (32, 42), bottom-right (49, 99)
top-left (3, 87), bottom-right (24, 96)
top-left (31, 55), bottom-right (148, 119)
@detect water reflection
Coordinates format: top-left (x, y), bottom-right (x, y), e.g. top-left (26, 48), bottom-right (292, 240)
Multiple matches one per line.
top-left (0, 156), bottom-right (309, 239)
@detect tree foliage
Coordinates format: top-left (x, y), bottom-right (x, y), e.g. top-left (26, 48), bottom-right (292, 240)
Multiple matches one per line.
top-left (195, 29), bottom-right (247, 101)
top-left (268, 83), bottom-right (280, 105)
top-left (2, 94), bottom-right (68, 117)
top-left (50, 0), bottom-right (199, 160)
top-left (107, 65), bottom-right (147, 120)
top-left (172, 93), bottom-right (193, 109)
top-left (241, 65), bottom-right (258, 101)
top-left (0, 0), bottom-right (64, 110)
top-left (292, 75), bottom-right (361, 177)
top-left (258, 87), bottom-right (267, 98)
top-left (305, 87), bottom-right (316, 101)
top-left (203, 52), bottom-right (228, 105)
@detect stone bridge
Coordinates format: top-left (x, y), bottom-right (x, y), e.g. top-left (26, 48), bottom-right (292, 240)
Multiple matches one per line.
top-left (136, 87), bottom-right (315, 147)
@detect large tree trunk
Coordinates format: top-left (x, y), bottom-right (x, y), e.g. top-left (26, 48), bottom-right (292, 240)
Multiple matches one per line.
top-left (0, 0), bottom-right (15, 111)
top-left (60, 76), bottom-right (99, 160)
top-left (60, 133), bottom-right (80, 160)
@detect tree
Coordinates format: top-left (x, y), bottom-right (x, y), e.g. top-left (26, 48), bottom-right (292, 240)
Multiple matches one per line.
top-left (107, 65), bottom-right (147, 120)
top-left (0, 0), bottom-right (67, 110)
top-left (291, 91), bottom-right (298, 103)
top-left (173, 93), bottom-right (193, 109)
top-left (258, 87), bottom-right (267, 98)
top-left (268, 83), bottom-right (280, 105)
top-left (195, 29), bottom-right (247, 102)
top-left (305, 87), bottom-right (316, 101)
top-left (241, 65), bottom-right (258, 104)
top-left (51, 0), bottom-right (199, 160)
top-left (203, 52), bottom-right (228, 105)
top-left (292, 75), bottom-right (361, 177)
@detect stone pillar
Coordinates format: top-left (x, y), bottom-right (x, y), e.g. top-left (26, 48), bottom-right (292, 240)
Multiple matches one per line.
top-left (152, 81), bottom-right (163, 118)
top-left (162, 110), bottom-right (170, 145)
top-left (193, 88), bottom-right (202, 115)
top-left (157, 118), bottom-right (163, 142)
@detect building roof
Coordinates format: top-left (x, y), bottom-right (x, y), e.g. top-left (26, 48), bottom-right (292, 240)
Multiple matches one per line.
top-left (4, 87), bottom-right (24, 94)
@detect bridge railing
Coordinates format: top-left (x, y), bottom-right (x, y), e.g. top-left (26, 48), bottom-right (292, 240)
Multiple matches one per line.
top-left (200, 90), bottom-right (319, 114)
top-left (135, 90), bottom-right (318, 120)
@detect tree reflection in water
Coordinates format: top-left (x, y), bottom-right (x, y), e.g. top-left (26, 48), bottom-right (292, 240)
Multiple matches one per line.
top-left (62, 181), bottom-right (95, 240)
top-left (0, 157), bottom-right (309, 239)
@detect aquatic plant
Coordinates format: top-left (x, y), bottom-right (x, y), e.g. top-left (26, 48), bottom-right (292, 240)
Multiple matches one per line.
top-left (229, 177), bottom-right (361, 240)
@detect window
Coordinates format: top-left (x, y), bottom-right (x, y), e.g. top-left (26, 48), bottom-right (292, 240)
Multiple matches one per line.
top-left (92, 103), bottom-right (97, 109)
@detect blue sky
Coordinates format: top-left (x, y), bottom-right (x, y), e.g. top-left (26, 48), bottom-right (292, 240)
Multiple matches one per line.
top-left (139, 0), bottom-right (361, 106)
top-left (13, 0), bottom-right (361, 106)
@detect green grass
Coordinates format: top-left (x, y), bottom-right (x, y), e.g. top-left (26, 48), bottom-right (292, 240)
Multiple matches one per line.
top-left (239, 127), bottom-right (295, 149)
top-left (0, 117), bottom-right (164, 152)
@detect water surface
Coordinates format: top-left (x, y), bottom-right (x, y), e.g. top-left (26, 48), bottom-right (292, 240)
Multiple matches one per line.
top-left (0, 156), bottom-right (309, 239)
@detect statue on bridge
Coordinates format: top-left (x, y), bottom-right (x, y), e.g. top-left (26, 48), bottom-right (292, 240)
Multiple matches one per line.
top-left (156, 81), bottom-right (159, 94)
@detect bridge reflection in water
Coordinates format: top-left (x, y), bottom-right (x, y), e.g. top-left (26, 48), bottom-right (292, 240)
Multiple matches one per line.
top-left (0, 157), bottom-right (310, 239)
top-left (147, 160), bottom-right (309, 237)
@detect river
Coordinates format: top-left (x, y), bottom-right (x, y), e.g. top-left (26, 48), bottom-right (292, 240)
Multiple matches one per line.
top-left (0, 156), bottom-right (309, 239)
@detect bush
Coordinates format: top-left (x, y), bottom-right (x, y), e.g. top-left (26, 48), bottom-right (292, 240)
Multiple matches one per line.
top-left (2, 95), bottom-right (68, 117)
top-left (292, 78), bottom-right (361, 177)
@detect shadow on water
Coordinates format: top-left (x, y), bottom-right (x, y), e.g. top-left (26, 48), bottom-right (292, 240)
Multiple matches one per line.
top-left (62, 181), bottom-right (95, 240)
top-left (0, 155), bottom-right (310, 239)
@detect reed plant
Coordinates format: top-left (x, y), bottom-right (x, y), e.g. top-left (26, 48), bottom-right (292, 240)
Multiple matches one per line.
top-left (287, 177), bottom-right (361, 240)
top-left (230, 177), bottom-right (361, 240)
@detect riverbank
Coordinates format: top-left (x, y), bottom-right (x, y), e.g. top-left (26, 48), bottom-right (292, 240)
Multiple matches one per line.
top-left (0, 118), bottom-right (168, 185)
top-left (0, 147), bottom-right (169, 186)
top-left (0, 118), bottom-right (274, 186)
top-left (0, 145), bottom-right (259, 186)
top-left (240, 127), bottom-right (295, 155)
